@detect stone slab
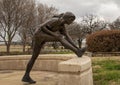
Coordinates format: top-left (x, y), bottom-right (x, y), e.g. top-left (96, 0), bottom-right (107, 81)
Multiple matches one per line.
top-left (0, 54), bottom-right (77, 71)
top-left (58, 56), bottom-right (91, 73)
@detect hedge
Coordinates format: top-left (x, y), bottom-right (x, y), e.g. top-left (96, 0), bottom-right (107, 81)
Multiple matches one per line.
top-left (86, 30), bottom-right (120, 52)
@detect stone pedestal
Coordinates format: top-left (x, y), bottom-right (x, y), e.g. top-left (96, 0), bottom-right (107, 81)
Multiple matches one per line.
top-left (0, 54), bottom-right (93, 85)
top-left (58, 56), bottom-right (93, 85)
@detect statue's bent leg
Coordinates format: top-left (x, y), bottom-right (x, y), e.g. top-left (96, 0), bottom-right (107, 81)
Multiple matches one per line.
top-left (22, 41), bottom-right (45, 84)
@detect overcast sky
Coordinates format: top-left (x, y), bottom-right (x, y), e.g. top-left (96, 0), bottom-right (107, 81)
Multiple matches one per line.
top-left (37, 0), bottom-right (120, 22)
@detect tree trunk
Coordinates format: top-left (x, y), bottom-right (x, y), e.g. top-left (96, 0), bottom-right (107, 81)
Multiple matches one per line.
top-left (23, 42), bottom-right (26, 53)
top-left (6, 44), bottom-right (10, 54)
top-left (77, 38), bottom-right (82, 48)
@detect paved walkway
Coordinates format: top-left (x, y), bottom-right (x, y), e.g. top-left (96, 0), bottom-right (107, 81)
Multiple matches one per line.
top-left (0, 71), bottom-right (58, 85)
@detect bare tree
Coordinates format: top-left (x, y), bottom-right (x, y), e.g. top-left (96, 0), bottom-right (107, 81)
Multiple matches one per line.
top-left (37, 3), bottom-right (58, 25)
top-left (109, 17), bottom-right (120, 30)
top-left (0, 0), bottom-right (33, 53)
top-left (81, 14), bottom-right (107, 34)
top-left (66, 14), bottom-right (107, 48)
top-left (18, 0), bottom-right (36, 53)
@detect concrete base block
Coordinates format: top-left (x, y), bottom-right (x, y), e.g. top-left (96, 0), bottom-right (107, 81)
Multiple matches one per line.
top-left (58, 56), bottom-right (93, 85)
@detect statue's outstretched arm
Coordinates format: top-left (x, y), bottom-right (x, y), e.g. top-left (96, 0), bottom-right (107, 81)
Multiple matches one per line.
top-left (60, 28), bottom-right (78, 49)
top-left (65, 33), bottom-right (78, 49)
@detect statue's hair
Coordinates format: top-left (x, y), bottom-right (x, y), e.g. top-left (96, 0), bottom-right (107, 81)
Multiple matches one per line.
top-left (53, 12), bottom-right (75, 20)
top-left (52, 13), bottom-right (64, 18)
top-left (62, 12), bottom-right (75, 20)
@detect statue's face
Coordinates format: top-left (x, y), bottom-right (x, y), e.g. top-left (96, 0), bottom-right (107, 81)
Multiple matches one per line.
top-left (65, 17), bottom-right (75, 25)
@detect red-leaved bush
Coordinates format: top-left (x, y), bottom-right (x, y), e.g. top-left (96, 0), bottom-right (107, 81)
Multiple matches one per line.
top-left (86, 30), bottom-right (120, 52)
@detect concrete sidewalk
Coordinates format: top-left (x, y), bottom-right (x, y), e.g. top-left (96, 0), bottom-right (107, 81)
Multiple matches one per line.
top-left (0, 71), bottom-right (58, 85)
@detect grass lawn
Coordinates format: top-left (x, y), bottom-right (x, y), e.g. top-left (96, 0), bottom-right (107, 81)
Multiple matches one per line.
top-left (92, 57), bottom-right (120, 85)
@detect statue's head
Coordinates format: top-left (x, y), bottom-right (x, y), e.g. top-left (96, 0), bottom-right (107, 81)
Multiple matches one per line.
top-left (62, 12), bottom-right (76, 25)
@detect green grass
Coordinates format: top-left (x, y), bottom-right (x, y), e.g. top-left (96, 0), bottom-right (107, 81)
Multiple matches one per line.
top-left (92, 57), bottom-right (120, 85)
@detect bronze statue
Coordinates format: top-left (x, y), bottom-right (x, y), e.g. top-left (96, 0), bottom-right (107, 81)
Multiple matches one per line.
top-left (22, 12), bottom-right (86, 84)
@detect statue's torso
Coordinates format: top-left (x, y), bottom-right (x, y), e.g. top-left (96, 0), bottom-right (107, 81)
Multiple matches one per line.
top-left (41, 18), bottom-right (64, 32)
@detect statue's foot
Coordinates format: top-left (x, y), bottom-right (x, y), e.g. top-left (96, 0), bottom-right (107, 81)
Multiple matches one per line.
top-left (22, 75), bottom-right (36, 84)
top-left (77, 47), bottom-right (87, 57)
